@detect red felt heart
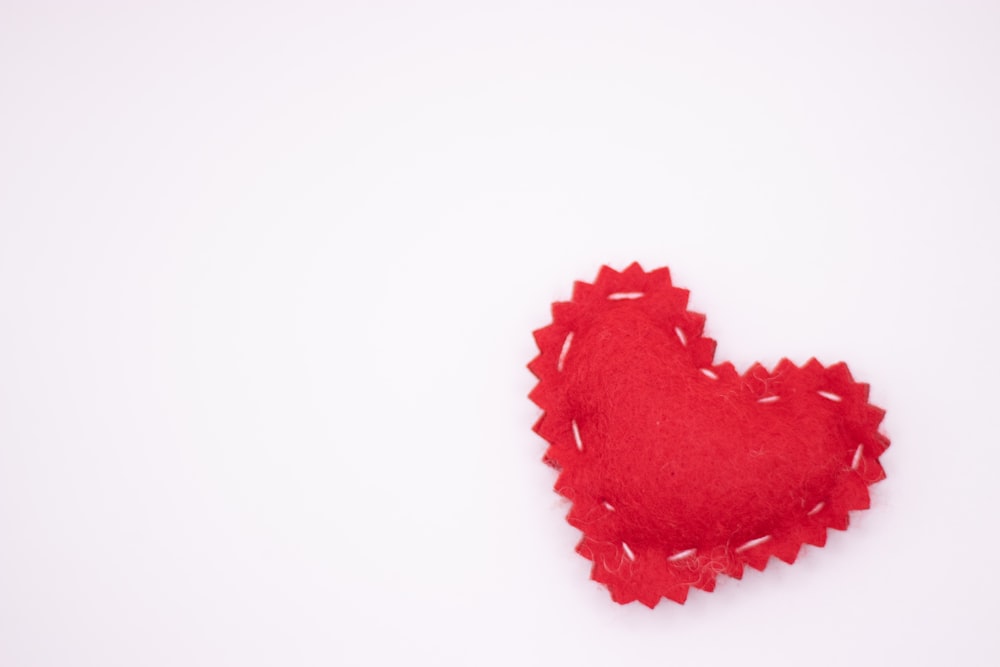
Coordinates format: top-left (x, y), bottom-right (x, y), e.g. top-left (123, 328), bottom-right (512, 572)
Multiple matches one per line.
top-left (528, 263), bottom-right (889, 607)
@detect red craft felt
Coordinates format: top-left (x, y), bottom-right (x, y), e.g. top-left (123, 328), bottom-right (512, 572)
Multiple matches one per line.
top-left (528, 263), bottom-right (889, 607)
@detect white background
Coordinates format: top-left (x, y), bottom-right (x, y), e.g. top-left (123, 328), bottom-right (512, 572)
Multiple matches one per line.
top-left (2, 2), bottom-right (999, 665)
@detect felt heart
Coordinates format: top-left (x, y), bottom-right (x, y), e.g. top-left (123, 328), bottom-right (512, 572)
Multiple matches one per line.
top-left (528, 263), bottom-right (889, 607)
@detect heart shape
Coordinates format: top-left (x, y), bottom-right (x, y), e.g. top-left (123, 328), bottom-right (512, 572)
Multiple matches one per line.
top-left (528, 263), bottom-right (889, 607)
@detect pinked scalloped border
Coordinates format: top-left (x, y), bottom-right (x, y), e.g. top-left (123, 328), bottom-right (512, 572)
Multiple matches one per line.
top-left (528, 263), bottom-right (890, 607)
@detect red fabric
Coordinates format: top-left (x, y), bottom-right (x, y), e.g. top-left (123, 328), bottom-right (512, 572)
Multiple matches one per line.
top-left (528, 263), bottom-right (889, 607)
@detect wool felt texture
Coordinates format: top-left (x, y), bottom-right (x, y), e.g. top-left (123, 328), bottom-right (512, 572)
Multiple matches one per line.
top-left (528, 263), bottom-right (889, 608)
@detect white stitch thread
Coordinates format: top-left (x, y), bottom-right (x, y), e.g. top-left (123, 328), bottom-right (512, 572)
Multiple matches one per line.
top-left (807, 501), bottom-right (825, 516)
top-left (607, 292), bottom-right (644, 300)
top-left (622, 542), bottom-right (636, 561)
top-left (571, 420), bottom-right (583, 452)
top-left (675, 326), bottom-right (687, 346)
top-left (557, 332), bottom-right (574, 372)
top-left (757, 395), bottom-right (779, 404)
top-left (735, 535), bottom-right (772, 552)
top-left (818, 390), bottom-right (842, 402)
top-left (602, 501), bottom-right (616, 511)
top-left (851, 444), bottom-right (864, 470)
top-left (667, 548), bottom-right (697, 562)
top-left (700, 368), bottom-right (718, 380)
